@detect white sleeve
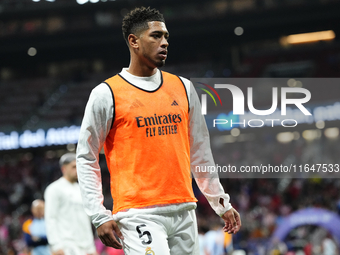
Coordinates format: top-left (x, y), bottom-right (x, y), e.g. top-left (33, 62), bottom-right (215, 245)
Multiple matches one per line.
top-left (76, 83), bottom-right (114, 228)
top-left (180, 77), bottom-right (233, 216)
top-left (44, 184), bottom-right (63, 252)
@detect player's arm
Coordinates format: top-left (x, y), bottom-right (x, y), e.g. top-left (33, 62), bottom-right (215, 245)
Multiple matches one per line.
top-left (82, 215), bottom-right (98, 254)
top-left (44, 185), bottom-right (64, 253)
top-left (84, 238), bottom-right (98, 255)
top-left (181, 78), bottom-right (241, 234)
top-left (76, 83), bottom-right (123, 249)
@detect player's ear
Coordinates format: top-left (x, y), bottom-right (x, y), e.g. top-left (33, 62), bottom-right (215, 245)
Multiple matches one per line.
top-left (60, 165), bottom-right (66, 174)
top-left (128, 34), bottom-right (139, 49)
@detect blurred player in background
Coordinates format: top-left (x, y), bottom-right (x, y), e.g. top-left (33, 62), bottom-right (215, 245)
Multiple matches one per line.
top-left (44, 153), bottom-right (97, 255)
top-left (76, 6), bottom-right (241, 255)
top-left (22, 199), bottom-right (50, 255)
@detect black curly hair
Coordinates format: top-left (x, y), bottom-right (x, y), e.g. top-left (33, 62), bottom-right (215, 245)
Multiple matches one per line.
top-left (122, 6), bottom-right (165, 45)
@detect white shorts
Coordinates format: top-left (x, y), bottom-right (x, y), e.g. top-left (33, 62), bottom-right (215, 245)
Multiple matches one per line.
top-left (117, 209), bottom-right (199, 255)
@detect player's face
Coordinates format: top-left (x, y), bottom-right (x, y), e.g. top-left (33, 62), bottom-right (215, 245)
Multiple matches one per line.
top-left (63, 160), bottom-right (78, 183)
top-left (138, 21), bottom-right (169, 68)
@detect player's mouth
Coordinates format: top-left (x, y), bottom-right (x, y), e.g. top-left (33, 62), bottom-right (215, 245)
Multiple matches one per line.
top-left (158, 50), bottom-right (167, 60)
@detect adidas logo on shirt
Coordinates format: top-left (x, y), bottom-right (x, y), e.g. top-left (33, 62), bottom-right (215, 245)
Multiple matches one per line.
top-left (171, 100), bottom-right (178, 106)
top-left (130, 99), bottom-right (145, 109)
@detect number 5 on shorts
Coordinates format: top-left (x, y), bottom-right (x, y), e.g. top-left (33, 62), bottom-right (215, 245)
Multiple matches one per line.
top-left (136, 224), bottom-right (152, 245)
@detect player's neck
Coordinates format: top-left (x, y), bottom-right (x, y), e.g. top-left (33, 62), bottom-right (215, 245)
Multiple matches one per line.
top-left (63, 175), bottom-right (77, 184)
top-left (127, 60), bottom-right (157, 77)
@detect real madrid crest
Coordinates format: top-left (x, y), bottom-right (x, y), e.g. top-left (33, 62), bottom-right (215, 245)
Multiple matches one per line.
top-left (145, 247), bottom-right (155, 255)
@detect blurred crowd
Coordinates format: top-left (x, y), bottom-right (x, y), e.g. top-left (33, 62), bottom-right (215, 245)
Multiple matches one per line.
top-left (0, 132), bottom-right (339, 255)
top-left (3, 0), bottom-right (339, 39)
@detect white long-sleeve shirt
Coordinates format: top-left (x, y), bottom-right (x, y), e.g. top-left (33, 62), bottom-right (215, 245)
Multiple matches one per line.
top-left (44, 177), bottom-right (96, 254)
top-left (76, 68), bottom-right (232, 228)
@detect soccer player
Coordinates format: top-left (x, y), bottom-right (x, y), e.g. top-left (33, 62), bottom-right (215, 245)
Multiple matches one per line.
top-left (44, 153), bottom-right (97, 255)
top-left (76, 6), bottom-right (241, 255)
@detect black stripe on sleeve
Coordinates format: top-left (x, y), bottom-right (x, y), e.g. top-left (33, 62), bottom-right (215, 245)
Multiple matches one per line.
top-left (103, 82), bottom-right (115, 130)
top-left (177, 76), bottom-right (190, 113)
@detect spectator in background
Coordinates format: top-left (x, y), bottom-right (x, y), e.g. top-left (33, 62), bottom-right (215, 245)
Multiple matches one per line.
top-left (22, 199), bottom-right (50, 255)
top-left (44, 153), bottom-right (97, 255)
top-left (321, 234), bottom-right (338, 255)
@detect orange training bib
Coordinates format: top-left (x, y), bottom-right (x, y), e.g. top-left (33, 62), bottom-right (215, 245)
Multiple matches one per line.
top-left (104, 71), bottom-right (197, 213)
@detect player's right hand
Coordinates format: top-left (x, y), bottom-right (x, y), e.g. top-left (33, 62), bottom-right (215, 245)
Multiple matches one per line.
top-left (96, 220), bottom-right (124, 249)
top-left (221, 207), bottom-right (241, 234)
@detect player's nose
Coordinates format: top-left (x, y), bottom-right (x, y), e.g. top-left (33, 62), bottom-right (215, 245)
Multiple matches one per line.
top-left (161, 36), bottom-right (169, 48)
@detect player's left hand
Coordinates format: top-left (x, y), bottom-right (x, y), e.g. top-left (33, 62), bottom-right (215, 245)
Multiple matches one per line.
top-left (221, 207), bottom-right (241, 234)
top-left (97, 220), bottom-right (124, 249)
